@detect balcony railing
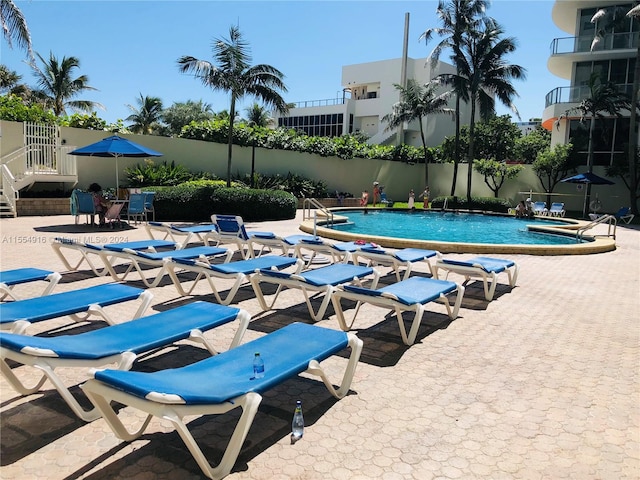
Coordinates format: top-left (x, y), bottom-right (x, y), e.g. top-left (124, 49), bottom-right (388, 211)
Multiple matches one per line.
top-left (291, 97), bottom-right (347, 109)
top-left (545, 83), bottom-right (633, 108)
top-left (550, 32), bottom-right (638, 55)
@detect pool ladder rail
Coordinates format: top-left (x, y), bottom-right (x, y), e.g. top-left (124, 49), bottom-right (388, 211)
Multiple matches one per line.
top-left (302, 198), bottom-right (335, 228)
top-left (576, 214), bottom-right (618, 240)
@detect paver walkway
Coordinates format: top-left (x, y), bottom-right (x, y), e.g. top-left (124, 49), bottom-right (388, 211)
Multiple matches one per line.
top-left (0, 212), bottom-right (638, 479)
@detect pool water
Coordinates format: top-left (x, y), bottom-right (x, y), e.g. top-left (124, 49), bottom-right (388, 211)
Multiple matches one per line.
top-left (330, 210), bottom-right (582, 245)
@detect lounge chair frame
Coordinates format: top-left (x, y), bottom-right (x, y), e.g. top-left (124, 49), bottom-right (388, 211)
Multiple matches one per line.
top-left (434, 256), bottom-right (519, 301)
top-left (205, 214), bottom-right (284, 259)
top-left (1, 302), bottom-right (250, 421)
top-left (331, 277), bottom-right (465, 345)
top-left (0, 268), bottom-right (62, 301)
top-left (52, 238), bottom-right (176, 277)
top-left (98, 245), bottom-right (232, 288)
top-left (250, 263), bottom-right (380, 321)
top-left (166, 256), bottom-right (304, 305)
top-left (0, 284), bottom-right (153, 334)
top-left (145, 222), bottom-right (219, 248)
top-left (82, 323), bottom-right (363, 480)
top-left (351, 247), bottom-right (439, 281)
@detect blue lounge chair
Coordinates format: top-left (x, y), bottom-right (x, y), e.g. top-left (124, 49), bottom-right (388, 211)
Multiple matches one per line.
top-left (434, 256), bottom-right (519, 301)
top-left (166, 255), bottom-right (304, 304)
top-left (145, 221), bottom-right (218, 248)
top-left (352, 247), bottom-right (440, 281)
top-left (98, 245), bottom-right (233, 287)
top-left (548, 202), bottom-right (565, 217)
top-left (0, 284), bottom-right (153, 334)
top-left (293, 238), bottom-right (380, 266)
top-left (206, 214), bottom-right (285, 259)
top-left (250, 263), bottom-right (381, 321)
top-left (0, 268), bottom-right (62, 301)
top-left (70, 189), bottom-right (96, 225)
top-left (247, 233), bottom-right (319, 258)
top-left (331, 277), bottom-right (465, 345)
top-left (52, 237), bottom-right (177, 276)
top-left (589, 206), bottom-right (635, 224)
top-left (82, 322), bottom-right (363, 480)
top-left (0, 301), bottom-right (250, 421)
top-left (532, 201), bottom-right (547, 216)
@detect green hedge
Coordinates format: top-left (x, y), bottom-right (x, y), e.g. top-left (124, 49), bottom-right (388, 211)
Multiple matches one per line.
top-left (431, 196), bottom-right (511, 213)
top-left (149, 181), bottom-right (297, 222)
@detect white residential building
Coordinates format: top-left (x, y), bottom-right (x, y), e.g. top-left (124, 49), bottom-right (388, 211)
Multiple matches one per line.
top-left (274, 57), bottom-right (470, 148)
top-left (542, 0), bottom-right (638, 167)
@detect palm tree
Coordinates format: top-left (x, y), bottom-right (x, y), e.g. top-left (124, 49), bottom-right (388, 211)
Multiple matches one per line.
top-left (1, 0), bottom-right (32, 59)
top-left (126, 93), bottom-right (164, 134)
top-left (178, 25), bottom-right (288, 187)
top-left (382, 78), bottom-right (453, 185)
top-left (30, 52), bottom-right (103, 116)
top-left (421, 0), bottom-right (489, 196)
top-left (557, 73), bottom-right (631, 216)
top-left (0, 64), bottom-right (30, 97)
top-left (627, 3), bottom-right (640, 216)
top-left (245, 102), bottom-right (272, 187)
top-left (245, 102), bottom-right (272, 127)
top-left (453, 19), bottom-right (526, 203)
top-left (589, 4), bottom-right (639, 215)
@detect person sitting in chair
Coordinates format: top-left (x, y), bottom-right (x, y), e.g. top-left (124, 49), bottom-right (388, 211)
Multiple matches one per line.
top-left (88, 183), bottom-right (109, 227)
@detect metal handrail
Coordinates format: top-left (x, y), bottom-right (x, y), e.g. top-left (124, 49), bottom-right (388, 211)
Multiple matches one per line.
top-left (1, 163), bottom-right (18, 217)
top-left (576, 214), bottom-right (617, 240)
top-left (302, 198), bottom-right (334, 228)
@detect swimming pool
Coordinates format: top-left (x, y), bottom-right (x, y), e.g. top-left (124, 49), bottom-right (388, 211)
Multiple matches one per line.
top-left (299, 209), bottom-right (616, 255)
top-left (330, 210), bottom-right (577, 245)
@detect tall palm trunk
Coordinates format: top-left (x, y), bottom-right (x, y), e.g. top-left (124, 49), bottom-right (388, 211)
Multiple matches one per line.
top-left (227, 96), bottom-right (236, 187)
top-left (629, 44), bottom-right (640, 216)
top-left (584, 113), bottom-right (597, 217)
top-left (451, 93), bottom-right (461, 197)
top-left (466, 97), bottom-right (477, 203)
top-left (418, 116), bottom-right (429, 186)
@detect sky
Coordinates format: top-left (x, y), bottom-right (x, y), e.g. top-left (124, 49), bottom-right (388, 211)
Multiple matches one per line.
top-left (2, 1), bottom-right (568, 126)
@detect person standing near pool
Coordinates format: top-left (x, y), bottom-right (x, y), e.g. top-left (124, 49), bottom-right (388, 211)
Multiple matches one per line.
top-left (419, 186), bottom-right (430, 209)
top-left (408, 189), bottom-right (415, 210)
top-left (372, 182), bottom-right (380, 207)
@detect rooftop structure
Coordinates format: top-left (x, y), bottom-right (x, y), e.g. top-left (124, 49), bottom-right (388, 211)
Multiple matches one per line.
top-left (274, 56), bottom-right (470, 148)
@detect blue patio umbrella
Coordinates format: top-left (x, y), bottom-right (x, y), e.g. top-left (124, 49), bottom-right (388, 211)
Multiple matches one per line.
top-left (561, 172), bottom-right (615, 217)
top-left (70, 135), bottom-right (163, 189)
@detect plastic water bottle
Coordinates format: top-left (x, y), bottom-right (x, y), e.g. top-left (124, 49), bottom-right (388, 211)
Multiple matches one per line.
top-left (291, 400), bottom-right (304, 443)
top-left (253, 352), bottom-right (264, 379)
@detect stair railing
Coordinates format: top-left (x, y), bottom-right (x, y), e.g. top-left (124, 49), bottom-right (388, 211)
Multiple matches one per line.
top-left (576, 214), bottom-right (617, 240)
top-left (302, 198), bottom-right (334, 229)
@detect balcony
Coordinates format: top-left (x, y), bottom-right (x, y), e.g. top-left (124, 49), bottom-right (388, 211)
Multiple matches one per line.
top-left (548, 33), bottom-right (638, 79)
top-left (545, 83), bottom-right (633, 108)
top-left (290, 97), bottom-right (347, 109)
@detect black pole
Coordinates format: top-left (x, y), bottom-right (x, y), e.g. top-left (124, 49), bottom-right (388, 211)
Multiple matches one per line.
top-left (250, 137), bottom-right (256, 188)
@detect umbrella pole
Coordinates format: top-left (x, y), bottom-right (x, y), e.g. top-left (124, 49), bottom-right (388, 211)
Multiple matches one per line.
top-left (115, 155), bottom-right (120, 192)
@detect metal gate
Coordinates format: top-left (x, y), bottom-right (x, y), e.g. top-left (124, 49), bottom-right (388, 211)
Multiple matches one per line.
top-left (24, 122), bottom-right (60, 173)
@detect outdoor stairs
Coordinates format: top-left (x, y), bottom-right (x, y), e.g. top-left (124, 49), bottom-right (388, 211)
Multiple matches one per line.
top-left (0, 191), bottom-right (15, 218)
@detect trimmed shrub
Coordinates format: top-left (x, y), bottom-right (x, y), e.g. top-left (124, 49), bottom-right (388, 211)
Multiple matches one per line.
top-left (150, 180), bottom-right (296, 222)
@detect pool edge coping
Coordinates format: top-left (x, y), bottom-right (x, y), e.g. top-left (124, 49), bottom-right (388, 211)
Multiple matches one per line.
top-left (299, 209), bottom-right (616, 256)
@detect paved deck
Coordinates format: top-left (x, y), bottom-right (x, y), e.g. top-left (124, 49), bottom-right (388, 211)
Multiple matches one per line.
top-left (0, 212), bottom-right (638, 479)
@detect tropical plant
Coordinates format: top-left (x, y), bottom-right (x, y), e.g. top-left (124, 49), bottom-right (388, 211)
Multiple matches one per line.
top-left (124, 159), bottom-right (193, 187)
top-left (29, 52), bottom-right (103, 116)
top-left (532, 143), bottom-right (574, 207)
top-left (0, 93), bottom-right (56, 123)
top-left (421, 0), bottom-right (489, 196)
top-left (473, 158), bottom-right (523, 197)
top-left (0, 64), bottom-right (29, 97)
top-left (244, 102), bottom-right (272, 127)
top-left (178, 25), bottom-right (289, 187)
top-left (126, 93), bottom-right (164, 135)
top-left (515, 125), bottom-right (551, 164)
top-left (448, 18), bottom-right (526, 203)
top-left (1, 0), bottom-right (32, 59)
top-left (556, 72), bottom-right (631, 214)
top-left (59, 111), bottom-right (106, 130)
top-left (382, 78), bottom-right (453, 185)
top-left (162, 99), bottom-right (214, 135)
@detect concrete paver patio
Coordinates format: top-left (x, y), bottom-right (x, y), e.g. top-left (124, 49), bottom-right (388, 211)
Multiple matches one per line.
top-left (0, 211), bottom-right (638, 479)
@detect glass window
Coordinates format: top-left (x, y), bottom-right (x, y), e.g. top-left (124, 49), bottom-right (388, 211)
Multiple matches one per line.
top-left (579, 8), bottom-right (597, 36)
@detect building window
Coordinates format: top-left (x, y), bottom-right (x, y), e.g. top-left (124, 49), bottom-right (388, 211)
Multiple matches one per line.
top-left (568, 117), bottom-right (630, 167)
top-left (278, 113), bottom-right (345, 137)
